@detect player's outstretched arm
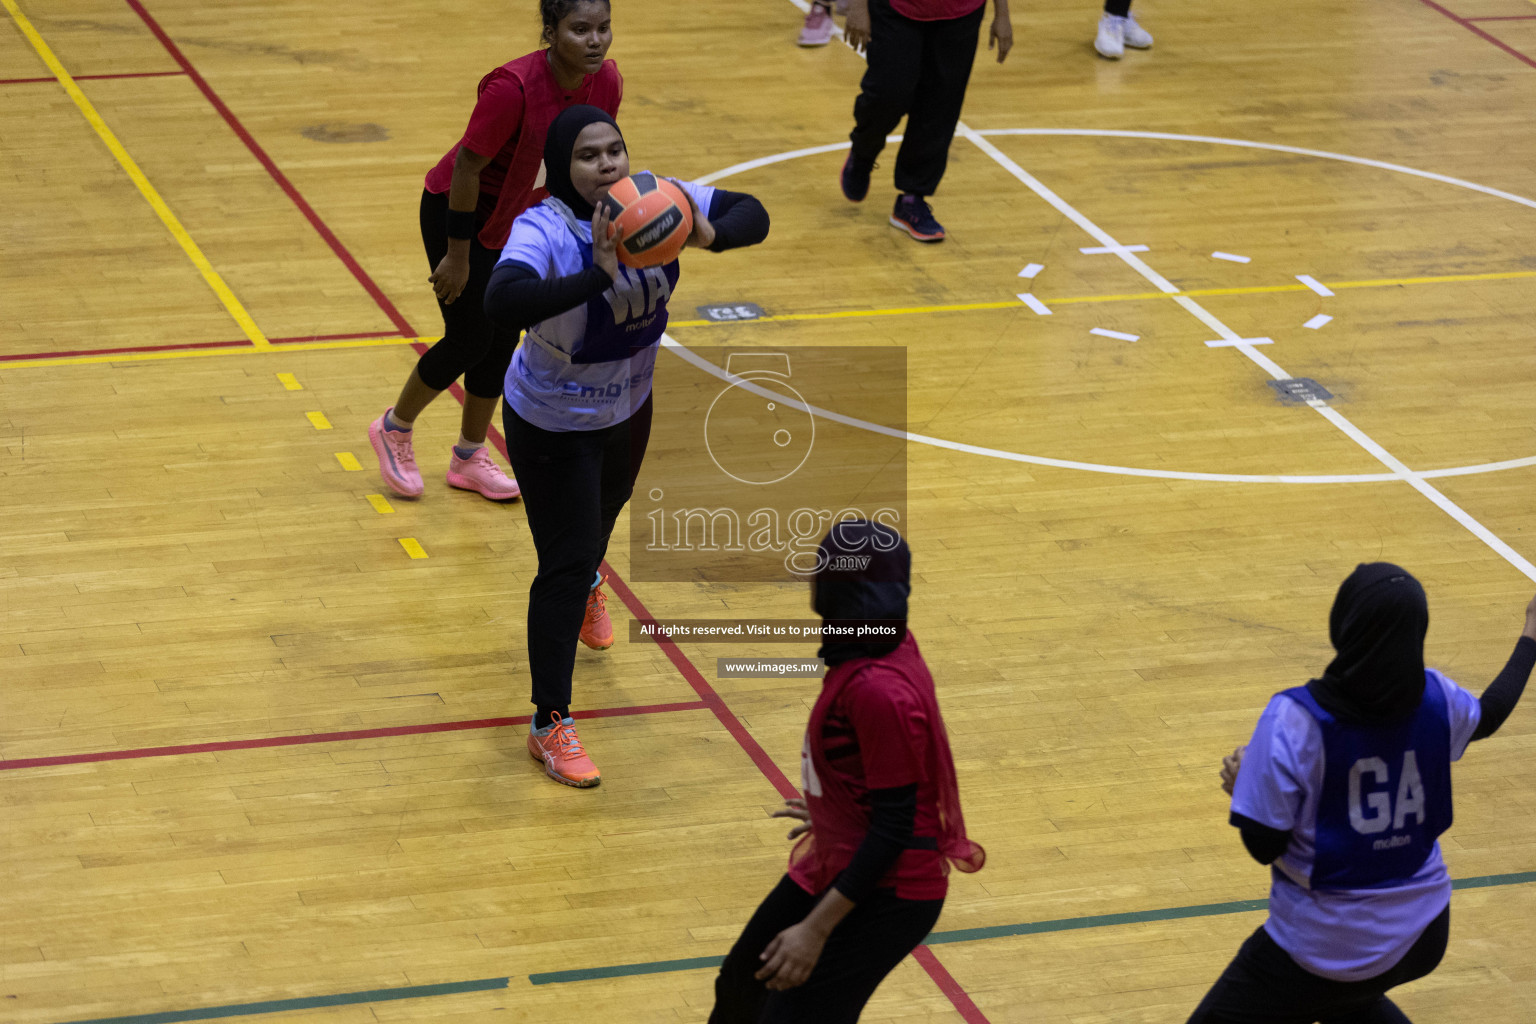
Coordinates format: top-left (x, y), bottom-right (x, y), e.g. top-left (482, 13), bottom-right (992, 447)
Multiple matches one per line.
top-left (1469, 593), bottom-right (1536, 742)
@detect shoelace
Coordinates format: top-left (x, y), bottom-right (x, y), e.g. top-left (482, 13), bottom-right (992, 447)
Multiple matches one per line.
top-left (467, 448), bottom-right (505, 476)
top-left (549, 719), bottom-right (586, 758)
top-left (386, 432), bottom-right (418, 469)
top-left (586, 580), bottom-right (608, 617)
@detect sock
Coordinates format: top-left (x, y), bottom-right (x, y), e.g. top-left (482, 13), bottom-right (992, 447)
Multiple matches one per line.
top-left (453, 435), bottom-right (485, 460)
top-left (591, 571), bottom-right (603, 590)
top-left (384, 408), bottom-right (413, 433)
top-left (533, 706), bottom-right (571, 732)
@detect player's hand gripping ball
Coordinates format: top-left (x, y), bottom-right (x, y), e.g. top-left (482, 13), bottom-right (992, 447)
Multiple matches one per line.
top-left (602, 172), bottom-right (693, 268)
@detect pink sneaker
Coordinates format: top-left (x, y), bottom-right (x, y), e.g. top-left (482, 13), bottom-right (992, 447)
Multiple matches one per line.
top-left (446, 446), bottom-right (520, 501)
top-left (528, 714), bottom-right (601, 787)
top-left (798, 2), bottom-right (834, 46)
top-left (368, 409), bottom-right (423, 497)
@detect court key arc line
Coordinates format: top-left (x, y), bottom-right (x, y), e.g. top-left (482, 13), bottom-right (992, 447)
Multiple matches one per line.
top-left (954, 125), bottom-right (1536, 583)
top-left (1, 0), bottom-right (269, 348)
top-left (661, 338), bottom-right (1536, 486)
top-left (687, 129), bottom-right (1536, 488)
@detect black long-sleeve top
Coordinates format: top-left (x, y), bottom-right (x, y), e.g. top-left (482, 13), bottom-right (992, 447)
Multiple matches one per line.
top-left (482, 188), bottom-right (769, 333)
top-left (1233, 636), bottom-right (1536, 865)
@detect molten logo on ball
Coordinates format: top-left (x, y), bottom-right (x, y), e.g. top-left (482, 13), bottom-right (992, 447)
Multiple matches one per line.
top-left (603, 171), bottom-right (694, 268)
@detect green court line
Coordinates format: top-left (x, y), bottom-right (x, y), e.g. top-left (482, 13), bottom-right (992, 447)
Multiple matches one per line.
top-left (528, 954), bottom-right (729, 986)
top-left (55, 978), bottom-right (510, 1024)
top-left (527, 869), bottom-right (1536, 986)
top-left (45, 871), bottom-right (1536, 1023)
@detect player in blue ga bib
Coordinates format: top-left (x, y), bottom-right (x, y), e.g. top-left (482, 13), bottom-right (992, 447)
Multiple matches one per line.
top-left (1188, 563), bottom-right (1536, 1023)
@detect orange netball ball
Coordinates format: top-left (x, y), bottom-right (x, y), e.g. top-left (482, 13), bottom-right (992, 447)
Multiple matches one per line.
top-left (602, 172), bottom-right (693, 268)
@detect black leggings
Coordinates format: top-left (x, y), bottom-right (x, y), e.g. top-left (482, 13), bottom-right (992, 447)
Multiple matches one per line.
top-left (416, 189), bottom-right (518, 399)
top-left (849, 0), bottom-right (984, 198)
top-left (1105, 0), bottom-right (1132, 15)
top-left (1187, 905), bottom-right (1450, 1024)
top-left (503, 396), bottom-right (653, 709)
top-left (710, 875), bottom-right (944, 1024)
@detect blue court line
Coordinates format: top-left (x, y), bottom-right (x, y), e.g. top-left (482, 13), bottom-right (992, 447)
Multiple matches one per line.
top-left (47, 871), bottom-right (1536, 1023)
top-left (55, 978), bottom-right (509, 1024)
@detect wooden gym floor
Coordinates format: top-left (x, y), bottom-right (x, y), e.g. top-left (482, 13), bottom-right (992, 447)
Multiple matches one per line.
top-left (4, 0), bottom-right (1536, 1021)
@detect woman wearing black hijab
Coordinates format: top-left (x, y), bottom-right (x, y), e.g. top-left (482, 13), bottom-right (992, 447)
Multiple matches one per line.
top-left (482, 105), bottom-right (769, 788)
top-left (1190, 564), bottom-right (1536, 1023)
top-left (710, 521), bottom-right (984, 1024)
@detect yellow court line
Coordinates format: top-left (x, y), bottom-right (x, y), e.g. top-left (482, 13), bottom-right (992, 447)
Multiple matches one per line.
top-left (3, 267), bottom-right (1534, 373)
top-left (306, 411), bottom-right (333, 430)
top-left (399, 538), bottom-right (428, 559)
top-left (667, 269), bottom-right (1536, 327)
top-left (365, 494), bottom-right (395, 514)
top-left (335, 452), bottom-right (363, 471)
top-left (0, 336), bottom-right (432, 371)
top-left (276, 372), bottom-right (303, 390)
top-left (1, 0), bottom-right (269, 349)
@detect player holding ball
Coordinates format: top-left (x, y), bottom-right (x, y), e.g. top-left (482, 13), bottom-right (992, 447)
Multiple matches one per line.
top-left (483, 105), bottom-right (769, 788)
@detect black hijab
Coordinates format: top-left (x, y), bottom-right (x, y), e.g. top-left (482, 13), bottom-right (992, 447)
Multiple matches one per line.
top-left (542, 104), bottom-right (624, 221)
top-left (1307, 562), bottom-right (1429, 724)
top-left (812, 520), bottom-right (911, 667)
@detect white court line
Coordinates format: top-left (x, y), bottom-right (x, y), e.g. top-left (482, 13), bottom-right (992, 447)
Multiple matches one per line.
top-left (665, 336), bottom-right (1536, 485)
top-left (1081, 244), bottom-right (1149, 255)
top-left (1212, 251), bottom-right (1251, 263)
top-left (1090, 328), bottom-right (1139, 342)
top-left (1304, 314), bottom-right (1333, 330)
top-left (955, 123), bottom-right (1536, 581)
top-left (1297, 274), bottom-right (1335, 297)
top-left (1019, 263), bottom-right (1044, 278)
top-left (1018, 293), bottom-right (1052, 315)
top-left (1206, 337), bottom-right (1273, 348)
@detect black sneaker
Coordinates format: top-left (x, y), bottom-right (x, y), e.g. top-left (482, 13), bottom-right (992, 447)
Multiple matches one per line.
top-left (889, 194), bottom-right (945, 242)
top-left (841, 153), bottom-right (875, 202)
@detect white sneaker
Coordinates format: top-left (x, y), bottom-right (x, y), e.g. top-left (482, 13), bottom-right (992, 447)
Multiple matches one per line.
top-left (1123, 12), bottom-right (1153, 48)
top-left (1095, 13), bottom-right (1125, 59)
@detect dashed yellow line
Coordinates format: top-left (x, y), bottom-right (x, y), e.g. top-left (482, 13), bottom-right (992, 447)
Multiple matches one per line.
top-left (306, 411), bottom-right (333, 430)
top-left (398, 538), bottom-right (428, 559)
top-left (277, 372), bottom-right (303, 391)
top-left (366, 494), bottom-right (395, 514)
top-left (1, 0), bottom-right (269, 350)
top-left (335, 452), bottom-right (362, 471)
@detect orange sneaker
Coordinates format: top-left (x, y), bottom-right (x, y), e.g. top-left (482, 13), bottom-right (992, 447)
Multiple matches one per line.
top-left (527, 714), bottom-right (601, 788)
top-left (580, 576), bottom-right (615, 650)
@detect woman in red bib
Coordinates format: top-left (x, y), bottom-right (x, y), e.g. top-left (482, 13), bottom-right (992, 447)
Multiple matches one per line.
top-left (368, 0), bottom-right (621, 504)
top-left (710, 520), bottom-right (984, 1024)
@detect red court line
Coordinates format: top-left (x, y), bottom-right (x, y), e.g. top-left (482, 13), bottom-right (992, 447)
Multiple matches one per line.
top-left (0, 339), bottom-right (250, 362)
top-left (910, 947), bottom-right (992, 1024)
top-left (122, 8), bottom-right (989, 1015)
top-left (0, 69), bottom-right (185, 85)
top-left (1415, 0), bottom-right (1536, 68)
top-left (0, 700), bottom-right (709, 772)
top-left (0, 331), bottom-right (407, 364)
top-left (601, 574), bottom-right (800, 801)
top-left (270, 330), bottom-right (409, 344)
top-left (124, 0), bottom-right (416, 337)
